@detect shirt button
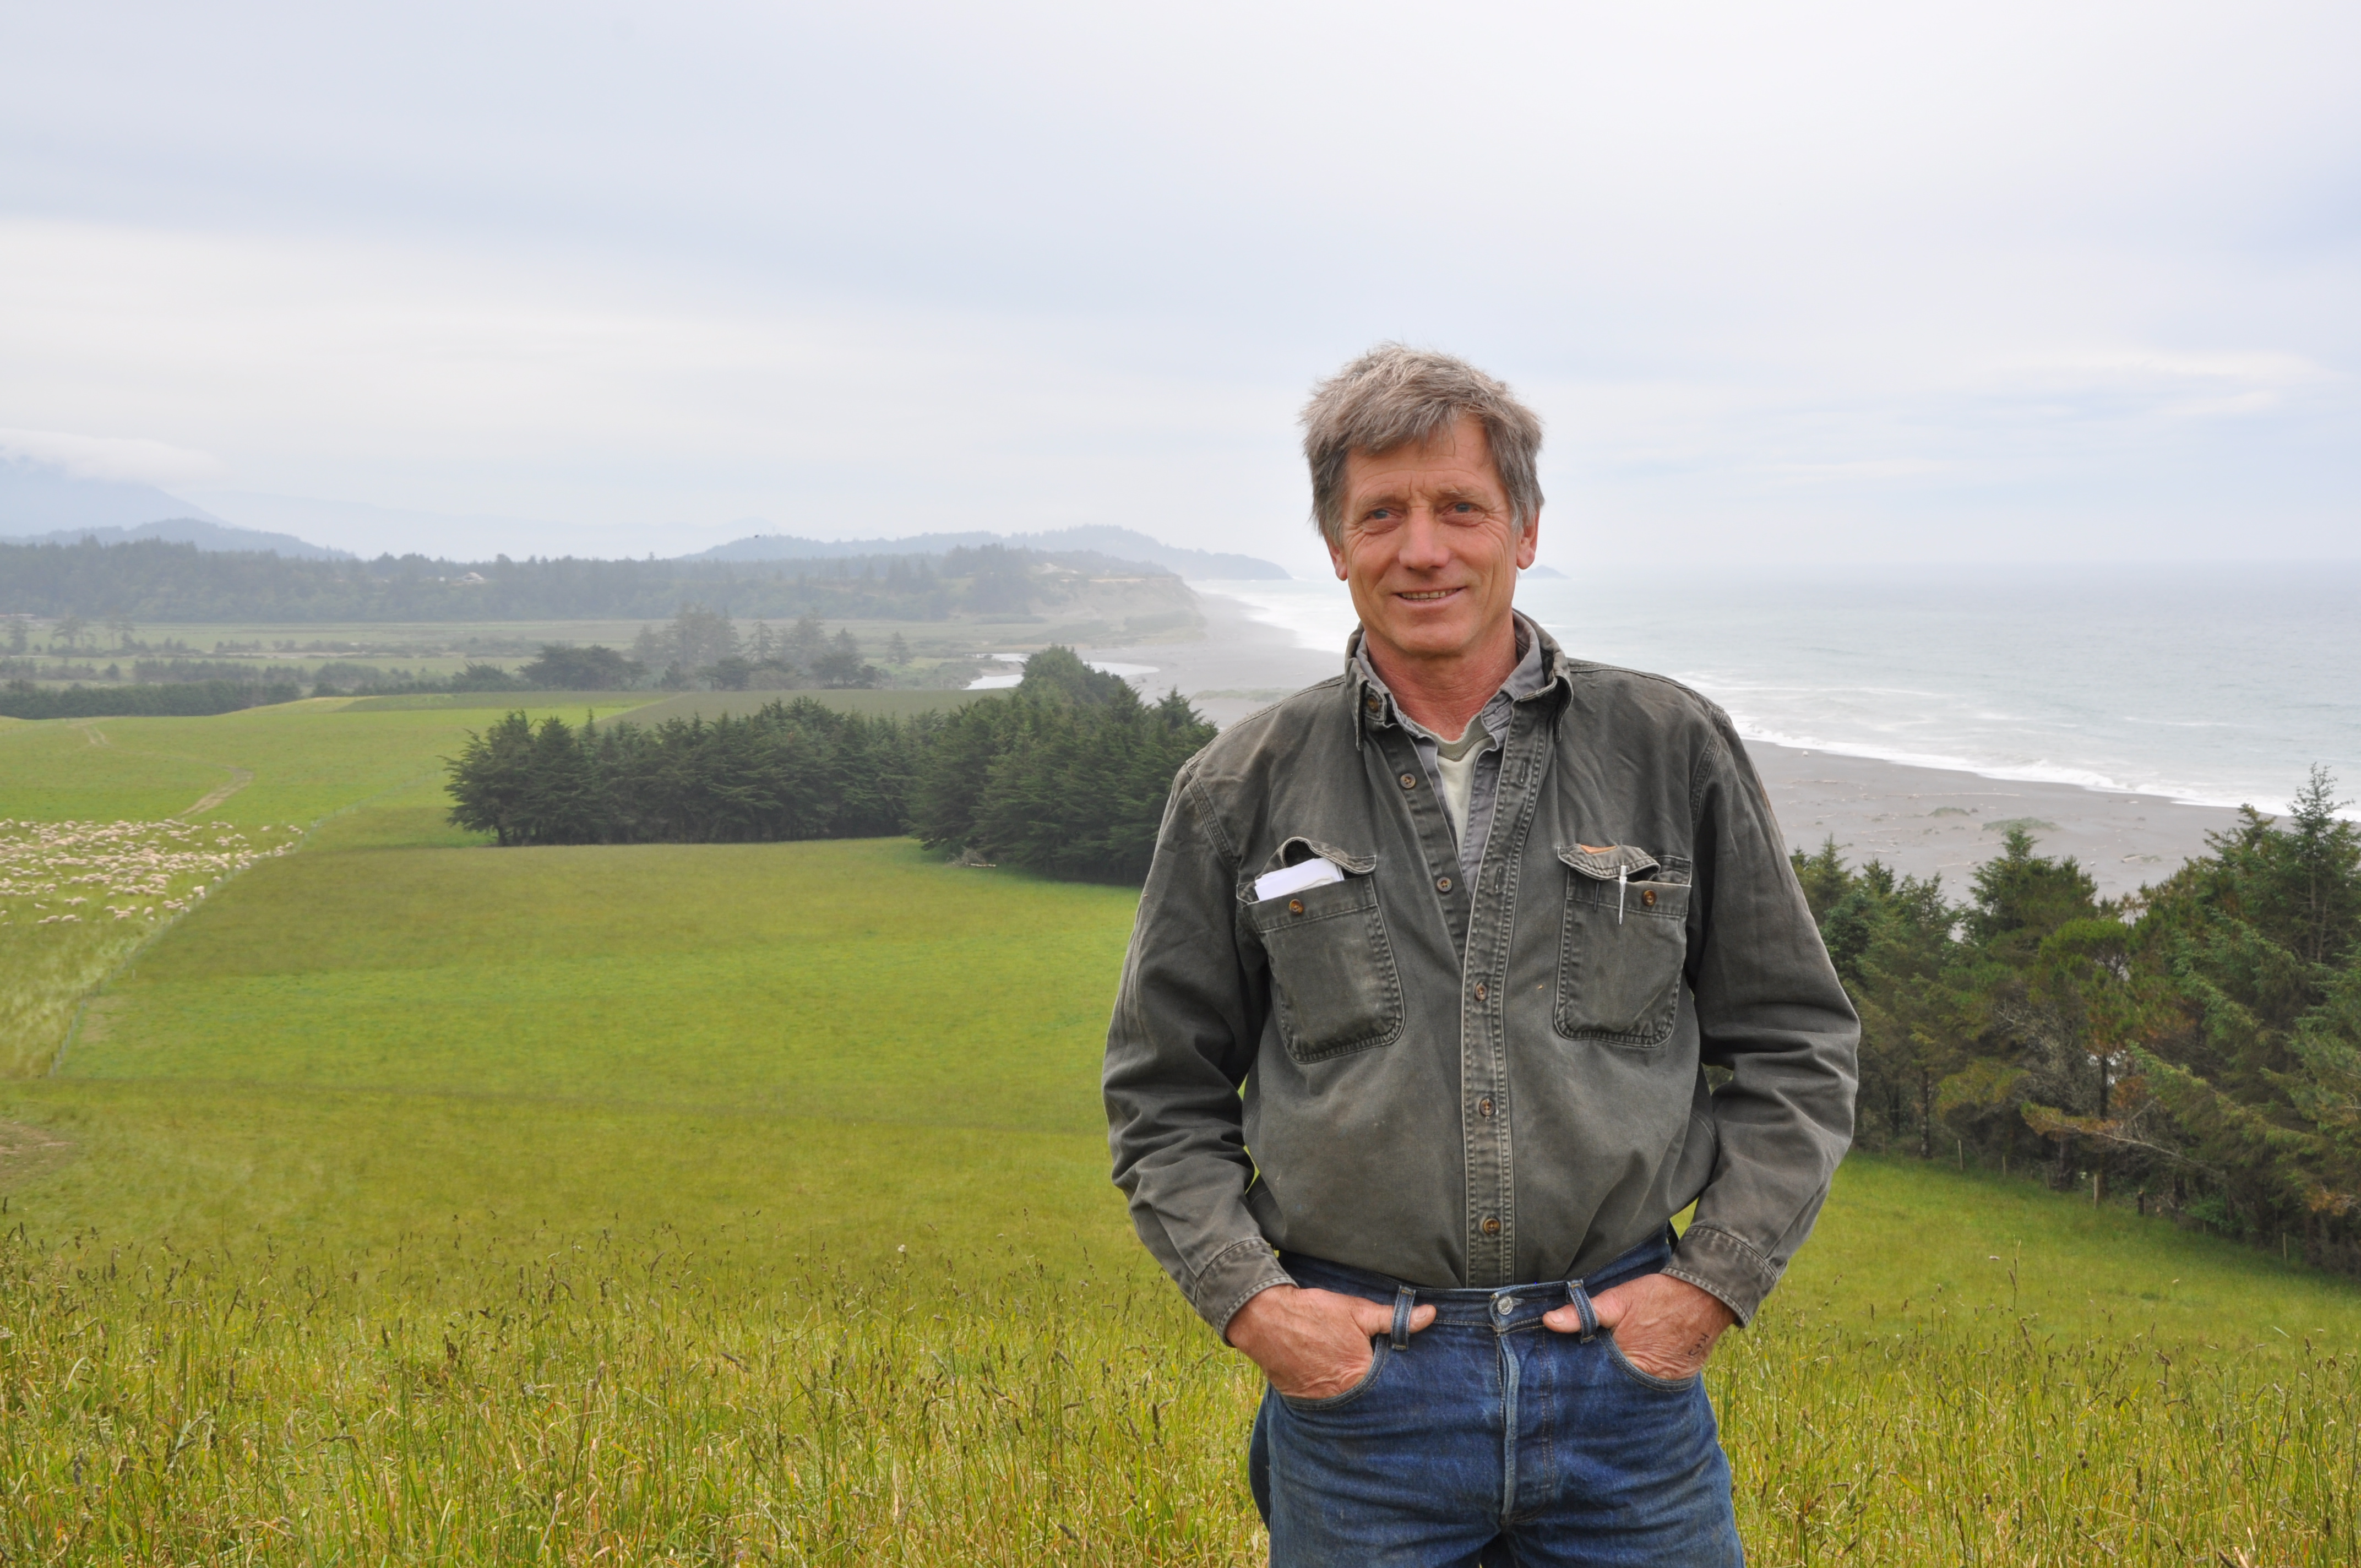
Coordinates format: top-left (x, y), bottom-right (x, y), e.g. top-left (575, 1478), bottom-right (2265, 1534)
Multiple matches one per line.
top-left (1435, 876), bottom-right (1452, 893)
top-left (1642, 888), bottom-right (1658, 907)
top-left (1287, 899), bottom-right (1304, 914)
top-left (1474, 981), bottom-right (1487, 1000)
top-left (1478, 1096), bottom-right (1495, 1118)
top-left (1480, 1216), bottom-right (1502, 1237)
top-left (1400, 772), bottom-right (1417, 790)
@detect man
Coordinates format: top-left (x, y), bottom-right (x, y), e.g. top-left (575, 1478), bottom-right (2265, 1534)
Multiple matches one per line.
top-left (1104, 345), bottom-right (1858, 1565)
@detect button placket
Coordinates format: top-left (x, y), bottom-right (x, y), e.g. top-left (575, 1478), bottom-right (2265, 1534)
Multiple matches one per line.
top-left (1464, 709), bottom-right (1549, 1286)
top-left (1377, 727), bottom-right (1470, 955)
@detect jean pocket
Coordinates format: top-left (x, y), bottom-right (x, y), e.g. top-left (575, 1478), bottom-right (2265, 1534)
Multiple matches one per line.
top-left (1277, 1337), bottom-right (1391, 1413)
top-left (1553, 844), bottom-right (1690, 1048)
top-left (1246, 856), bottom-right (1405, 1065)
top-left (1604, 1333), bottom-right (1701, 1395)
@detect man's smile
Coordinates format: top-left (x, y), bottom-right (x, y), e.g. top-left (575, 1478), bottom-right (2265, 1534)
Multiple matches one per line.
top-left (1396, 587), bottom-right (1462, 602)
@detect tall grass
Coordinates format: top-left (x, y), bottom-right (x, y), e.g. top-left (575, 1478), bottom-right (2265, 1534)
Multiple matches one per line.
top-left (1723, 1304), bottom-right (2359, 1564)
top-left (3, 1220), bottom-right (2355, 1566)
top-left (0, 1225), bottom-right (1261, 1565)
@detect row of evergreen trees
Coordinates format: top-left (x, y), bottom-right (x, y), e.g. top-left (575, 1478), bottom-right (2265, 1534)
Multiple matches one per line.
top-left (442, 649), bottom-right (1215, 883)
top-left (0, 676), bottom-right (303, 719)
top-left (1805, 767), bottom-right (2361, 1271)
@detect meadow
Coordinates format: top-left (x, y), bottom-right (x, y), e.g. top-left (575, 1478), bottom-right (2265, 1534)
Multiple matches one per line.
top-left (1, 701), bottom-right (2358, 1563)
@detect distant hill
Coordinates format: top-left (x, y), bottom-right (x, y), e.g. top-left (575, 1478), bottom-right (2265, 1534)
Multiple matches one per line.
top-left (0, 515), bottom-right (353, 561)
top-left (181, 490), bottom-right (579, 564)
top-left (0, 457), bottom-right (230, 536)
top-left (687, 525), bottom-right (1290, 580)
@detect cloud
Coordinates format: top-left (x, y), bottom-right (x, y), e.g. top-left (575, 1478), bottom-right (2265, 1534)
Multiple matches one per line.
top-left (0, 1), bottom-right (2354, 564)
top-left (0, 427), bottom-right (227, 487)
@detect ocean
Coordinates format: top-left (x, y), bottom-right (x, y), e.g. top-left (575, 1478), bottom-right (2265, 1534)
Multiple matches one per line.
top-left (1191, 563), bottom-right (2361, 818)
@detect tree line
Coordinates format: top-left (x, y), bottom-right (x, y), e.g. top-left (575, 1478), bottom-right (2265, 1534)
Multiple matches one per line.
top-left (1809, 766), bottom-right (2361, 1272)
top-left (0, 610), bottom-right (918, 716)
top-left (443, 648), bottom-right (1216, 883)
top-left (0, 677), bottom-right (303, 719)
top-left (0, 537), bottom-right (1169, 623)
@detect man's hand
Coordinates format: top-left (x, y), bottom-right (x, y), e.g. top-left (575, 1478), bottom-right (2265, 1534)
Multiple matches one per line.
top-left (1225, 1284), bottom-right (1437, 1400)
top-left (1542, 1273), bottom-right (1736, 1381)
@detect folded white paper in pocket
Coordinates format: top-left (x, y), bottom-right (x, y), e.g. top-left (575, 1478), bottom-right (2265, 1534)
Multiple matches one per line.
top-left (1253, 858), bottom-right (1346, 902)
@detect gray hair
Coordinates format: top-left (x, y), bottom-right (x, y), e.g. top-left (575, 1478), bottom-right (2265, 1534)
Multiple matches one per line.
top-left (1301, 344), bottom-right (1544, 545)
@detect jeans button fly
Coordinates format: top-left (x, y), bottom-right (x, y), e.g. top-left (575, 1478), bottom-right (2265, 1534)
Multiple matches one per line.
top-left (1494, 1294), bottom-right (1514, 1319)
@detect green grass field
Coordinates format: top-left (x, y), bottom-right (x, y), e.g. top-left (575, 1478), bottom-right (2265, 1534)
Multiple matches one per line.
top-left (0, 698), bottom-right (651, 1076)
top-left (1, 704), bottom-right (2357, 1563)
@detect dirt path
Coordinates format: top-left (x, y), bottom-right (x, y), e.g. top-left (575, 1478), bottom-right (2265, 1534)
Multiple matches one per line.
top-left (180, 767), bottom-right (255, 818)
top-left (59, 718), bottom-right (257, 819)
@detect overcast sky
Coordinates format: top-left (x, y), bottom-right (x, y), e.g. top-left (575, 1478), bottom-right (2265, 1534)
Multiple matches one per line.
top-left (1, 0), bottom-right (2355, 572)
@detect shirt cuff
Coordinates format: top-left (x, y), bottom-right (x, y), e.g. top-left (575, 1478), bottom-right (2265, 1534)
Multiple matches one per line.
top-left (1664, 1224), bottom-right (1780, 1326)
top-left (1191, 1235), bottom-right (1296, 1341)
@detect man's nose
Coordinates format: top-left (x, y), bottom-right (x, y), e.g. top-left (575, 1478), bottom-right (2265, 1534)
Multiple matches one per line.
top-left (1397, 509), bottom-right (1454, 569)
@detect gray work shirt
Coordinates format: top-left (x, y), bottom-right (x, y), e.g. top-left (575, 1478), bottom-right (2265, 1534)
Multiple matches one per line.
top-left (1354, 614), bottom-right (1552, 883)
top-left (1103, 620), bottom-right (1859, 1337)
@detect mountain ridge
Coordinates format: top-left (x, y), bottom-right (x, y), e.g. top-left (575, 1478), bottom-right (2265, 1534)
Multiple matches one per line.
top-left (1, 457), bottom-right (230, 535)
top-left (0, 516), bottom-right (355, 560)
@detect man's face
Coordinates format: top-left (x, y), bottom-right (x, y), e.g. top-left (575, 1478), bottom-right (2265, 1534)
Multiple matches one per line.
top-left (1327, 413), bottom-right (1538, 669)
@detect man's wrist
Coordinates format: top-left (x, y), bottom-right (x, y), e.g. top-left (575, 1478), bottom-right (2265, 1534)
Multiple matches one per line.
top-left (1209, 1256), bottom-right (1295, 1343)
top-left (1665, 1224), bottom-right (1776, 1327)
top-left (1221, 1280), bottom-right (1295, 1350)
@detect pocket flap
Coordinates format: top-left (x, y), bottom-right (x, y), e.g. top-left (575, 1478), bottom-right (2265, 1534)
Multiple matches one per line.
top-left (1261, 835), bottom-right (1377, 878)
top-left (1556, 843), bottom-right (1662, 881)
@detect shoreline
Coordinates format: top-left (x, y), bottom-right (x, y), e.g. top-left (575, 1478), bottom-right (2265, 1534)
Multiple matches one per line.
top-left (1743, 741), bottom-right (2239, 900)
top-left (1084, 586), bottom-right (2246, 900)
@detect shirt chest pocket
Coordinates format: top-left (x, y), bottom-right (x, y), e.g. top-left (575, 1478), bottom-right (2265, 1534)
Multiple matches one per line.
top-left (1553, 843), bottom-right (1693, 1049)
top-left (1244, 843), bottom-right (1406, 1065)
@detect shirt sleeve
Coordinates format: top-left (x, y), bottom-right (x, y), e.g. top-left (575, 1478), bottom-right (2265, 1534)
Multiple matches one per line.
top-left (1103, 767), bottom-right (1294, 1337)
top-left (1663, 714), bottom-right (1860, 1324)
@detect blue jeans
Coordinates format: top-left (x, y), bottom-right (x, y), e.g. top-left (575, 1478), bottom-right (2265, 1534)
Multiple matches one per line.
top-left (1249, 1234), bottom-right (1744, 1567)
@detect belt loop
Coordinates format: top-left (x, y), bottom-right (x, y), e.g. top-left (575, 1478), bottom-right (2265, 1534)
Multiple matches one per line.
top-left (1565, 1279), bottom-right (1599, 1342)
top-left (1390, 1284), bottom-right (1417, 1351)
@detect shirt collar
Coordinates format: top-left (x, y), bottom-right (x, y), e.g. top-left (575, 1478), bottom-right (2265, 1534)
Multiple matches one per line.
top-left (1348, 611), bottom-right (1554, 744)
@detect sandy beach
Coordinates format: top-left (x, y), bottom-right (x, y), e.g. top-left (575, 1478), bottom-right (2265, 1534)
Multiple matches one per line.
top-left (1744, 743), bottom-right (2239, 900)
top-left (1083, 587), bottom-right (2245, 901)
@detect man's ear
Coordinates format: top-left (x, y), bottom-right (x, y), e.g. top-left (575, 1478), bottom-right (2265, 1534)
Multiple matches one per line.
top-left (1515, 509), bottom-right (1541, 571)
top-left (1327, 527), bottom-right (1350, 581)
